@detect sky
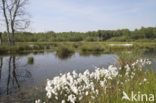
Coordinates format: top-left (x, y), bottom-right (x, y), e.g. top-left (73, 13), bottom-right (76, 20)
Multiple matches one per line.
top-left (1, 0), bottom-right (156, 32)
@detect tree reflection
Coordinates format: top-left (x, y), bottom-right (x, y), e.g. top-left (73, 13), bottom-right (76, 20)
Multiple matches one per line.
top-left (7, 56), bottom-right (12, 95)
top-left (6, 56), bottom-right (20, 95)
top-left (0, 56), bottom-right (32, 95)
top-left (13, 56), bottom-right (20, 88)
top-left (0, 57), bottom-right (3, 79)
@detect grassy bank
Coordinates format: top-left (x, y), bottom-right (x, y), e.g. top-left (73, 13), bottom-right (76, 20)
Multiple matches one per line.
top-left (0, 42), bottom-right (156, 55)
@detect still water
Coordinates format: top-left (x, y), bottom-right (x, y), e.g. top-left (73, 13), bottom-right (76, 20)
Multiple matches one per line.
top-left (0, 51), bottom-right (155, 102)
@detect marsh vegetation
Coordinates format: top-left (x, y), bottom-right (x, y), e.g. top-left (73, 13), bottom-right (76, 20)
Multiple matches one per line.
top-left (0, 26), bottom-right (156, 103)
top-left (0, 43), bottom-right (156, 103)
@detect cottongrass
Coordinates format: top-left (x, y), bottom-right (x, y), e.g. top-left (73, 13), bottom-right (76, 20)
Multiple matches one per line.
top-left (36, 58), bottom-right (153, 103)
top-left (45, 65), bottom-right (118, 103)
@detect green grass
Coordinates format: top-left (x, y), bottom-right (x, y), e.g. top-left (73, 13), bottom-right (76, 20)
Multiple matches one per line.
top-left (27, 56), bottom-right (34, 64)
top-left (56, 46), bottom-right (75, 59)
top-left (95, 68), bottom-right (156, 103)
top-left (117, 50), bottom-right (143, 68)
top-left (79, 44), bottom-right (104, 53)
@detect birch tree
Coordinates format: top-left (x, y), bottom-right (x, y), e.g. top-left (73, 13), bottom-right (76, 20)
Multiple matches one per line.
top-left (0, 0), bottom-right (30, 45)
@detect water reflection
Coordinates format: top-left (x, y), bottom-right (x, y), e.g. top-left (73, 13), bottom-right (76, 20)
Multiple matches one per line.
top-left (79, 52), bottom-right (103, 57)
top-left (0, 56), bottom-right (32, 95)
top-left (0, 57), bottom-right (2, 79)
top-left (6, 56), bottom-right (20, 95)
top-left (55, 51), bottom-right (74, 60)
top-left (0, 51), bottom-right (155, 102)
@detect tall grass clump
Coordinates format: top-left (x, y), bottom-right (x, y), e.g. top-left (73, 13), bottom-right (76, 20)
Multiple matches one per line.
top-left (27, 56), bottom-right (34, 64)
top-left (56, 46), bottom-right (75, 59)
top-left (117, 50), bottom-right (143, 69)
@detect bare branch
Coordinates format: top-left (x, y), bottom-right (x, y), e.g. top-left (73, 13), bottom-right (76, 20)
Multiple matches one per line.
top-left (1, 0), bottom-right (30, 45)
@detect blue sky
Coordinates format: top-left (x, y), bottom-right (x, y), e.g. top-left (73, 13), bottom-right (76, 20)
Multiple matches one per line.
top-left (11, 0), bottom-right (156, 32)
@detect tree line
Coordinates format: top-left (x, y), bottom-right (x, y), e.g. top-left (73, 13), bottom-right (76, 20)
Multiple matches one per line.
top-left (1, 27), bottom-right (156, 43)
top-left (0, 1), bottom-right (155, 44)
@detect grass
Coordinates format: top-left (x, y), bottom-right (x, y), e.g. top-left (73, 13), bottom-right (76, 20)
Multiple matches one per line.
top-left (79, 44), bottom-right (104, 53)
top-left (56, 46), bottom-right (75, 59)
top-left (117, 50), bottom-right (143, 68)
top-left (96, 51), bottom-right (156, 103)
top-left (27, 56), bottom-right (34, 64)
top-left (98, 68), bottom-right (156, 103)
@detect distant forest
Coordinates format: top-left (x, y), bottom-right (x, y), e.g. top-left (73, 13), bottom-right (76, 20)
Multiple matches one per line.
top-left (1, 27), bottom-right (156, 42)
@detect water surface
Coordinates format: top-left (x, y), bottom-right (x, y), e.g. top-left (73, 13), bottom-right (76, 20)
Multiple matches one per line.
top-left (0, 51), bottom-right (155, 102)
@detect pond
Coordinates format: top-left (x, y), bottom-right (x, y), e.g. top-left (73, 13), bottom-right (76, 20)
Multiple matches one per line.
top-left (0, 51), bottom-right (155, 102)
